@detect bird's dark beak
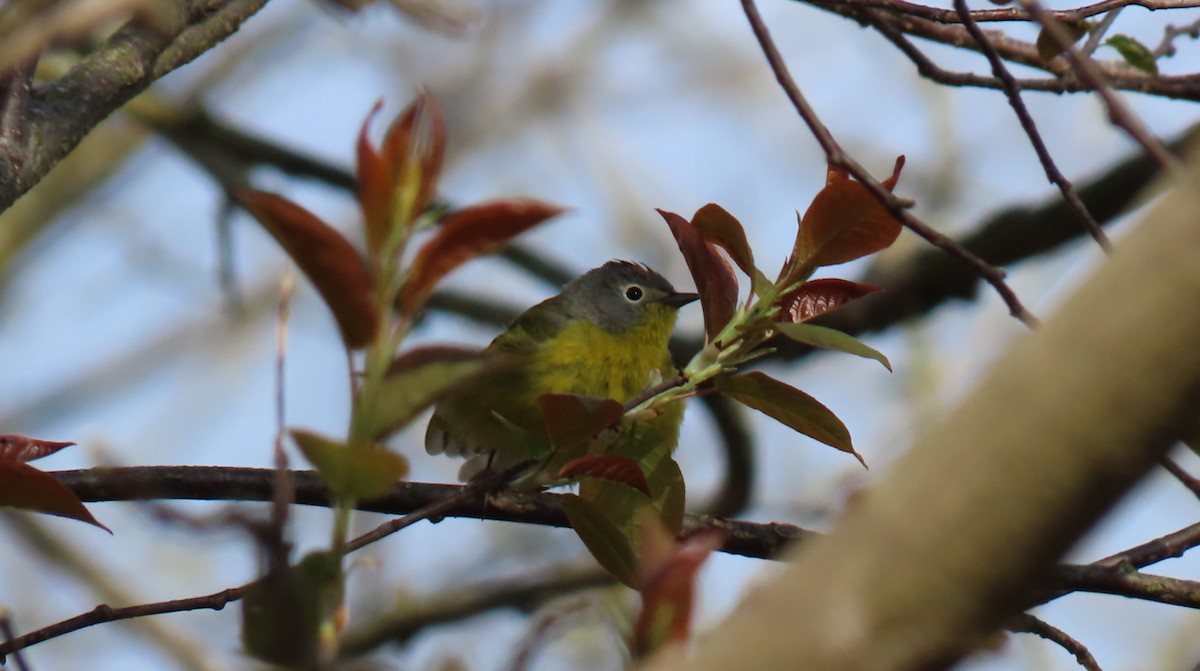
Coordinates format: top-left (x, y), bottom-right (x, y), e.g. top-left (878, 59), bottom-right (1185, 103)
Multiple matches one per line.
top-left (659, 291), bottom-right (700, 308)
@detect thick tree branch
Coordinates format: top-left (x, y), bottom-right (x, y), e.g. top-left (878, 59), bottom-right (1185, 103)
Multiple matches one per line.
top-left (0, 0), bottom-right (269, 215)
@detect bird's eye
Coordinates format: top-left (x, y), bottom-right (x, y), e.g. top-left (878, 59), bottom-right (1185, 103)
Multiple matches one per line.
top-left (624, 285), bottom-right (644, 302)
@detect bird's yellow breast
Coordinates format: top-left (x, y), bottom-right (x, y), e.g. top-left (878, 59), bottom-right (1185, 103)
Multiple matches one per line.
top-left (527, 305), bottom-right (676, 402)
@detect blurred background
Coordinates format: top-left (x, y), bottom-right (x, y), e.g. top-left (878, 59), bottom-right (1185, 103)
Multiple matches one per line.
top-left (2, 0), bottom-right (1200, 669)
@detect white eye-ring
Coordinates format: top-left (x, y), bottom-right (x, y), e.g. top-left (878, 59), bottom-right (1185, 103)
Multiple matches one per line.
top-left (624, 285), bottom-right (644, 302)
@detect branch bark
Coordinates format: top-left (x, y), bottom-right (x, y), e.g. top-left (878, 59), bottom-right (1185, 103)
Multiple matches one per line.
top-left (0, 0), bottom-right (269, 215)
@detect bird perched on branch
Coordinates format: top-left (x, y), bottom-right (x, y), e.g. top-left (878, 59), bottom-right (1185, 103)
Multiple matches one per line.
top-left (425, 260), bottom-right (698, 483)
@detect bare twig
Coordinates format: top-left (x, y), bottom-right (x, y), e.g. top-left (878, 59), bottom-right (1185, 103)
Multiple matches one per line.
top-left (1153, 16), bottom-right (1200, 57)
top-left (802, 0), bottom-right (1200, 24)
top-left (1019, 0), bottom-right (1178, 169)
top-left (339, 566), bottom-right (613, 658)
top-left (1081, 7), bottom-right (1123, 56)
top-left (0, 587), bottom-right (245, 662)
top-left (1009, 613), bottom-right (1103, 671)
top-left (0, 608), bottom-right (31, 671)
top-left (269, 272), bottom-right (296, 555)
top-left (841, 4), bottom-right (1200, 101)
top-left (1162, 457), bottom-right (1200, 499)
top-left (742, 0), bottom-right (1039, 326)
top-left (953, 0), bottom-right (1111, 252)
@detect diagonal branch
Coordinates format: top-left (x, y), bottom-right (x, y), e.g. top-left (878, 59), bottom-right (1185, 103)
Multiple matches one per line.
top-left (953, 0), bottom-right (1110, 252)
top-left (0, 0), bottom-right (270, 216)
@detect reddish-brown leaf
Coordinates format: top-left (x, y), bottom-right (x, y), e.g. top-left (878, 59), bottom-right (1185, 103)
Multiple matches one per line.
top-left (691, 204), bottom-right (755, 279)
top-left (381, 92), bottom-right (445, 226)
top-left (356, 100), bottom-right (392, 255)
top-left (559, 455), bottom-right (651, 497)
top-left (0, 435), bottom-right (74, 463)
top-left (658, 209), bottom-right (738, 342)
top-left (538, 393), bottom-right (625, 451)
top-left (401, 199), bottom-right (566, 314)
top-left (0, 459), bottom-right (110, 531)
top-left (796, 157), bottom-right (905, 268)
top-left (238, 190), bottom-right (378, 349)
top-left (634, 526), bottom-right (726, 657)
top-left (777, 278), bottom-right (878, 323)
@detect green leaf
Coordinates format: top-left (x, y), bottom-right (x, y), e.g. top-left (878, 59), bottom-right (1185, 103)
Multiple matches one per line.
top-left (0, 459), bottom-right (110, 531)
top-left (1036, 20), bottom-right (1088, 63)
top-left (715, 372), bottom-right (864, 466)
top-left (561, 493), bottom-right (641, 588)
top-left (1105, 34), bottom-right (1159, 75)
top-left (357, 346), bottom-right (512, 440)
top-left (775, 322), bottom-right (892, 371)
top-left (242, 551), bottom-right (344, 667)
top-left (293, 431), bottom-right (408, 499)
top-left (648, 456), bottom-right (686, 534)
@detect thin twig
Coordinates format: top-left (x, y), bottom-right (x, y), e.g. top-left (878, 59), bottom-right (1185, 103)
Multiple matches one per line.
top-left (1093, 520), bottom-right (1200, 569)
top-left (269, 272), bottom-right (296, 555)
top-left (343, 462), bottom-right (529, 553)
top-left (0, 588), bottom-right (245, 661)
top-left (1020, 0), bottom-right (1178, 170)
top-left (339, 567), bottom-right (613, 658)
top-left (742, 0), bottom-right (1039, 326)
top-left (1162, 457), bottom-right (1200, 499)
top-left (0, 608), bottom-right (31, 671)
top-left (1081, 7), bottom-right (1123, 56)
top-left (1153, 16), bottom-right (1200, 57)
top-left (954, 0), bottom-right (1111, 252)
top-left (802, 0), bottom-right (1200, 24)
top-left (1009, 613), bottom-right (1103, 671)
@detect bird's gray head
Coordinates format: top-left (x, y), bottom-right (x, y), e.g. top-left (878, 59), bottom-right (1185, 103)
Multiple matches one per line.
top-left (559, 260), bottom-right (698, 333)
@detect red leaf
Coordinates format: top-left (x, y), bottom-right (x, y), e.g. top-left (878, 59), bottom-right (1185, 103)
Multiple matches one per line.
top-left (356, 100), bottom-right (391, 254)
top-left (0, 460), bottom-right (110, 531)
top-left (658, 208), bottom-right (738, 342)
top-left (401, 199), bottom-right (565, 314)
top-left (795, 157), bottom-right (905, 268)
top-left (381, 92), bottom-right (445, 226)
top-left (559, 455), bottom-right (651, 497)
top-left (0, 435), bottom-right (74, 462)
top-left (777, 278), bottom-right (878, 323)
top-left (691, 204), bottom-right (755, 279)
top-left (538, 393), bottom-right (625, 451)
top-left (634, 527), bottom-right (725, 657)
top-left (238, 190), bottom-right (378, 349)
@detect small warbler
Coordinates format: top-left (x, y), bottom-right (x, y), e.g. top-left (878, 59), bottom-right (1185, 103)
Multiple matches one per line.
top-left (425, 260), bottom-right (698, 482)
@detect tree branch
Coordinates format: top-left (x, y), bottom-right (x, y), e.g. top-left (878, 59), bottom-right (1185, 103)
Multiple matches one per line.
top-left (0, 0), bottom-right (270, 215)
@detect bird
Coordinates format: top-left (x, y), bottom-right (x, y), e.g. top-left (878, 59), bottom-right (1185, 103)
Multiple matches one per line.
top-left (425, 260), bottom-right (698, 484)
